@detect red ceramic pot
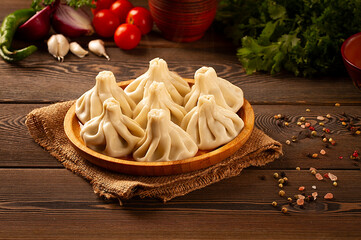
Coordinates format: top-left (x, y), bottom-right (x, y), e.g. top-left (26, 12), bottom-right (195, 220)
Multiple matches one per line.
top-left (148, 0), bottom-right (218, 42)
top-left (341, 32), bottom-right (361, 91)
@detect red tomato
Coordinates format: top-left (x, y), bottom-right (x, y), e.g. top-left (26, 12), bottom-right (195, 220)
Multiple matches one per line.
top-left (114, 23), bottom-right (141, 50)
top-left (126, 7), bottom-right (153, 35)
top-left (110, 0), bottom-right (134, 24)
top-left (91, 0), bottom-right (116, 14)
top-left (93, 9), bottom-right (120, 38)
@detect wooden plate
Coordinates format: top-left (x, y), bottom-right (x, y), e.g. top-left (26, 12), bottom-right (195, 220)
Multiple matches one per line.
top-left (64, 79), bottom-right (254, 176)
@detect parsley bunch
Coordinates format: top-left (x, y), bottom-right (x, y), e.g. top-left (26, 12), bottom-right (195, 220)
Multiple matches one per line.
top-left (216, 0), bottom-right (361, 77)
top-left (32, 0), bottom-right (93, 11)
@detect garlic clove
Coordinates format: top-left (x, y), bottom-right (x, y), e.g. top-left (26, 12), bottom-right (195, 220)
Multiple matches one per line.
top-left (47, 34), bottom-right (70, 62)
top-left (88, 39), bottom-right (110, 60)
top-left (70, 42), bottom-right (88, 58)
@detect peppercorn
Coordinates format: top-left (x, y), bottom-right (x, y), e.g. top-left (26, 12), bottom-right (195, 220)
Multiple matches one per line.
top-left (335, 103), bottom-right (340, 107)
top-left (322, 137), bottom-right (327, 142)
top-left (283, 177), bottom-right (288, 182)
top-left (281, 207), bottom-right (288, 214)
top-left (326, 114), bottom-right (331, 118)
top-left (311, 169), bottom-right (317, 175)
top-left (272, 201), bottom-right (277, 207)
top-left (278, 179), bottom-right (284, 184)
top-left (279, 190), bottom-right (286, 197)
top-left (284, 122), bottom-right (289, 126)
top-left (274, 115), bottom-right (279, 119)
top-left (333, 181), bottom-right (338, 187)
top-left (278, 183), bottom-right (284, 188)
top-left (312, 153), bottom-right (318, 158)
top-left (273, 173), bottom-right (279, 179)
top-left (297, 121), bottom-right (302, 126)
top-left (299, 117), bottom-right (306, 122)
top-left (311, 131), bottom-right (317, 136)
top-left (328, 138), bottom-right (333, 142)
top-left (319, 122), bottom-right (324, 126)
top-left (285, 140), bottom-right (291, 145)
top-left (296, 167), bottom-right (300, 171)
top-left (277, 114), bottom-right (282, 118)
top-left (342, 122), bottom-right (347, 126)
top-left (356, 131), bottom-right (361, 135)
top-left (287, 197), bottom-right (292, 202)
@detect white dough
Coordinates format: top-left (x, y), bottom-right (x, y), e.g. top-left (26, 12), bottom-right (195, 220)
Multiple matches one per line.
top-left (133, 82), bottom-right (187, 128)
top-left (76, 71), bottom-right (136, 124)
top-left (80, 98), bottom-right (144, 157)
top-left (124, 58), bottom-right (191, 105)
top-left (181, 95), bottom-right (244, 150)
top-left (184, 67), bottom-right (244, 112)
top-left (133, 109), bottom-right (198, 162)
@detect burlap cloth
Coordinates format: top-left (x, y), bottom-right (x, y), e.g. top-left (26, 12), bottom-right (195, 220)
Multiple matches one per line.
top-left (25, 101), bottom-right (282, 203)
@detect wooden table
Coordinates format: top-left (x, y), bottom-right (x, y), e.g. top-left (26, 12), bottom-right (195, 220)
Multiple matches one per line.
top-left (1, 1), bottom-right (361, 239)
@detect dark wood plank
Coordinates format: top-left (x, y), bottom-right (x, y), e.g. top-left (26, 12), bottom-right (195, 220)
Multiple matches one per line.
top-left (1, 104), bottom-right (360, 169)
top-left (1, 48), bottom-right (361, 104)
top-left (0, 169), bottom-right (360, 239)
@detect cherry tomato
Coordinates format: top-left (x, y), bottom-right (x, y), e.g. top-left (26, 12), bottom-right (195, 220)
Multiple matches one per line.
top-left (114, 23), bottom-right (141, 50)
top-left (110, 0), bottom-right (134, 24)
top-left (126, 7), bottom-right (153, 35)
top-left (91, 0), bottom-right (116, 14)
top-left (93, 9), bottom-right (120, 38)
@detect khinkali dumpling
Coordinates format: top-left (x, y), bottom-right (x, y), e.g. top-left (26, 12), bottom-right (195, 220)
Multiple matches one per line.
top-left (80, 98), bottom-right (144, 157)
top-left (181, 95), bottom-right (244, 150)
top-left (124, 58), bottom-right (191, 105)
top-left (76, 71), bottom-right (136, 124)
top-left (133, 82), bottom-right (187, 128)
top-left (133, 109), bottom-right (198, 162)
top-left (184, 67), bottom-right (244, 112)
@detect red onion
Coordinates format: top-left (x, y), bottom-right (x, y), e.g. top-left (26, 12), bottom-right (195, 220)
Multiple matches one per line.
top-left (17, 5), bottom-right (53, 41)
top-left (52, 4), bottom-right (94, 38)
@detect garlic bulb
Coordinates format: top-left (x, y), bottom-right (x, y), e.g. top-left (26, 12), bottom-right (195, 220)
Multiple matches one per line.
top-left (70, 42), bottom-right (88, 58)
top-left (47, 34), bottom-right (70, 62)
top-left (88, 39), bottom-right (110, 60)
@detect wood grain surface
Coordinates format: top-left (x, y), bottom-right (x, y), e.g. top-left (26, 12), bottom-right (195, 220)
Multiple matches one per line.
top-left (1, 0), bottom-right (361, 239)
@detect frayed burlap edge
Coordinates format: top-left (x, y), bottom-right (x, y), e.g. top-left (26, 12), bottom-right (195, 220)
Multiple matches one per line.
top-left (25, 101), bottom-right (282, 203)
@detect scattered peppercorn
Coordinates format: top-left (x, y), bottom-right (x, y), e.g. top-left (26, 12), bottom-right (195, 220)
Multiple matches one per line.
top-left (299, 117), bottom-right (306, 122)
top-left (287, 197), bottom-right (292, 202)
top-left (322, 137), bottom-right (328, 142)
top-left (311, 131), bottom-right (317, 136)
top-left (311, 169), bottom-right (317, 175)
top-left (279, 190), bottom-right (286, 197)
top-left (283, 177), bottom-right (288, 182)
top-left (278, 183), bottom-right (284, 188)
top-left (296, 167), bottom-right (300, 171)
top-left (335, 103), bottom-right (340, 107)
top-left (326, 114), bottom-right (331, 118)
top-left (284, 122), bottom-right (289, 126)
top-left (297, 121), bottom-right (302, 126)
top-left (272, 201), bottom-right (277, 207)
top-left (285, 140), bottom-right (291, 145)
top-left (306, 109), bottom-right (311, 112)
top-left (319, 122), bottom-right (324, 126)
top-left (278, 179), bottom-right (284, 184)
top-left (273, 173), bottom-right (279, 179)
top-left (333, 181), bottom-right (338, 187)
top-left (281, 207), bottom-right (288, 214)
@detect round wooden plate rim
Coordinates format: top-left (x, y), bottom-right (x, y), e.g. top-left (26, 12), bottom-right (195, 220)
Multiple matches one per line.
top-left (64, 79), bottom-right (254, 175)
